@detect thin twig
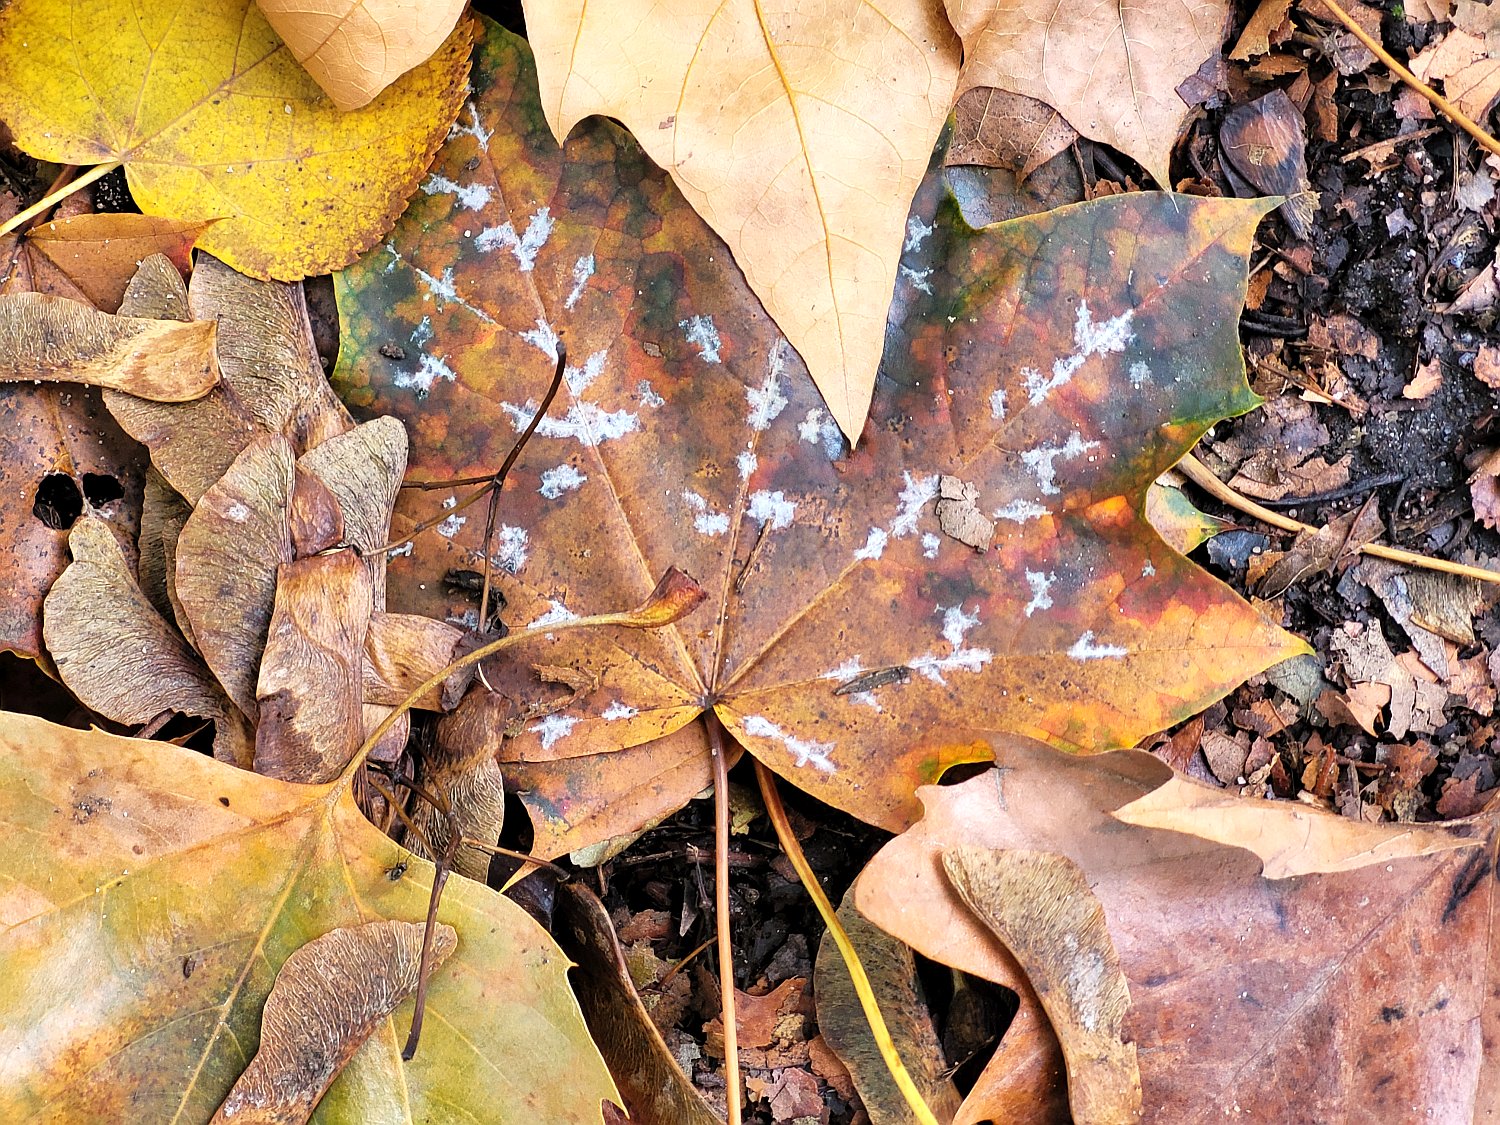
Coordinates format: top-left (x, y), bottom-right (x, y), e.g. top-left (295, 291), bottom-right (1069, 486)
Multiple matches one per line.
top-left (0, 161), bottom-right (118, 240)
top-left (704, 712), bottom-right (742, 1125)
top-left (1177, 452), bottom-right (1500, 585)
top-left (752, 759), bottom-right (940, 1125)
top-left (1310, 0), bottom-right (1500, 159)
top-left (404, 800), bottom-right (458, 1059)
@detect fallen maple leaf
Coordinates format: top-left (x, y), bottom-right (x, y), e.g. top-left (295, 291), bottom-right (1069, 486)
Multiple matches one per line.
top-left (27, 213), bottom-right (210, 312)
top-left (256, 0), bottom-right (467, 110)
top-left (946, 0), bottom-right (1231, 187)
top-left (0, 711), bottom-right (616, 1121)
top-left (334, 21), bottom-right (1303, 840)
top-left (522, 0), bottom-right (960, 441)
top-left (0, 0), bottom-right (472, 280)
top-left (856, 737), bottom-right (1496, 1120)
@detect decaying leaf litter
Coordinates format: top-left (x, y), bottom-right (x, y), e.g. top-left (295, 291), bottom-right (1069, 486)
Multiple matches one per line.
top-left (3, 0), bottom-right (1500, 1121)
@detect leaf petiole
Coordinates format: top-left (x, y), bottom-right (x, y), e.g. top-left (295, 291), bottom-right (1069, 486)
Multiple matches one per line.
top-left (0, 161), bottom-right (119, 240)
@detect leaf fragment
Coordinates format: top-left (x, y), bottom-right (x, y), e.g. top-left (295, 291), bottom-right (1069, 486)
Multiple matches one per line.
top-left (210, 919), bottom-right (457, 1125)
top-left (363, 611), bottom-right (473, 711)
top-left (942, 846), bottom-right (1141, 1125)
top-left (410, 684), bottom-right (509, 880)
top-left (0, 292), bottom-right (218, 401)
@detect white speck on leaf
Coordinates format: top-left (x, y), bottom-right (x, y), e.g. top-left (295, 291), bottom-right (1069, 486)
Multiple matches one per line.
top-left (1024, 570), bottom-right (1055, 617)
top-left (680, 315), bottom-right (722, 363)
top-left (737, 450), bottom-right (758, 480)
top-left (1069, 631), bottom-right (1128, 661)
top-left (393, 353), bottom-right (455, 393)
top-left (922, 532), bottom-right (940, 558)
top-left (684, 491), bottom-right (729, 536)
top-left (491, 525), bottom-right (529, 573)
top-left (989, 388), bottom-right (1007, 420)
top-left (539, 464), bottom-right (587, 499)
top-left (528, 600), bottom-right (578, 628)
top-left (565, 254), bottom-right (595, 310)
top-left (530, 714), bottom-right (578, 750)
top-left (748, 490), bottom-right (795, 530)
top-left (474, 206), bottom-right (553, 271)
top-left (1021, 432), bottom-right (1099, 496)
top-left (853, 527), bottom-right (888, 560)
top-left (421, 173), bottom-right (491, 211)
top-left (601, 701), bottom-right (638, 721)
top-left (747, 342), bottom-right (791, 430)
top-left (741, 715), bottom-right (836, 773)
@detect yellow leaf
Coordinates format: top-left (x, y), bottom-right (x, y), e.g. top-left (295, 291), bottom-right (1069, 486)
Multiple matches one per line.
top-left (523, 0), bottom-right (960, 443)
top-left (946, 0), bottom-right (1230, 187)
top-left (256, 0), bottom-right (468, 110)
top-left (0, 0), bottom-right (472, 280)
top-left (0, 710), bottom-right (618, 1120)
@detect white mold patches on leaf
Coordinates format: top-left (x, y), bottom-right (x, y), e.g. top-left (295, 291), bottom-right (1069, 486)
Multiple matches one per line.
top-left (680, 315), bottom-right (722, 363)
top-left (737, 450), bottom-right (758, 480)
top-left (421, 173), bottom-right (491, 211)
top-left (491, 525), bottom-right (529, 574)
top-left (900, 265), bottom-right (933, 294)
top-left (565, 350), bottom-right (608, 395)
top-left (683, 491), bottom-right (729, 537)
top-left (528, 599), bottom-right (578, 628)
top-left (989, 388), bottom-right (1007, 421)
top-left (1068, 631), bottom-right (1128, 661)
top-left (1023, 570), bottom-right (1056, 617)
top-left (436, 514), bottom-right (466, 538)
top-left (993, 499), bottom-right (1048, 523)
top-left (1021, 432), bottom-right (1099, 496)
top-left (539, 464), bottom-right (587, 499)
top-left (502, 399), bottom-right (641, 447)
top-left (1142, 561), bottom-right (1156, 577)
top-left (414, 266), bottom-right (495, 323)
top-left (1130, 360), bottom-right (1151, 388)
top-left (520, 318), bottom-right (559, 360)
top-left (388, 541), bottom-right (413, 558)
top-left (820, 657), bottom-right (884, 712)
top-left (922, 533), bottom-right (940, 559)
top-left (1024, 299), bottom-right (1135, 405)
top-left (797, 408), bottom-right (846, 460)
top-left (601, 701), bottom-right (638, 721)
top-left (748, 490), bottom-right (795, 530)
top-left (904, 215), bottom-right (935, 252)
top-left (910, 603), bottom-right (993, 685)
top-left (474, 206), bottom-right (553, 271)
top-left (747, 341), bottom-right (791, 430)
top-left (448, 103), bottom-right (492, 147)
top-left (530, 714), bottom-right (578, 750)
top-left (891, 472), bottom-right (939, 538)
top-left (637, 380), bottom-right (665, 408)
top-left (565, 254), bottom-right (595, 310)
top-left (393, 353), bottom-right (456, 394)
top-left (741, 715), bottom-right (835, 773)
top-left (853, 527), bottom-right (888, 561)
top-left (410, 316), bottom-right (433, 347)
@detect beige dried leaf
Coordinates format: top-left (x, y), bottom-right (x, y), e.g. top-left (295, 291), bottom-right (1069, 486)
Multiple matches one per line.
top-left (255, 0), bottom-right (468, 110)
top-left (524, 0), bottom-right (960, 441)
top-left (1112, 774), bottom-right (1479, 879)
top-left (947, 87), bottom-right (1078, 179)
top-left (209, 919), bottom-right (457, 1124)
top-left (410, 684), bottom-right (508, 881)
top-left (947, 0), bottom-right (1230, 187)
top-left (0, 291), bottom-right (219, 401)
top-left (43, 517), bottom-right (252, 766)
top-left (254, 551), bottom-right (374, 784)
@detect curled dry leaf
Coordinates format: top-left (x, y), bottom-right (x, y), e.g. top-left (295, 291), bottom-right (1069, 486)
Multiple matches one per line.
top-left (254, 550), bottom-right (374, 784)
top-left (554, 884), bottom-right (719, 1125)
top-left (363, 611), bottom-right (473, 711)
top-left (812, 885), bottom-right (961, 1125)
top-left (210, 919), bottom-right (457, 1125)
top-left (336, 20), bottom-right (1302, 843)
top-left (1143, 479), bottom-right (1226, 554)
top-left (856, 738), bottom-right (1500, 1120)
top-left (1219, 89), bottom-right (1316, 241)
top-left (27, 213), bottom-right (209, 312)
top-left (409, 684), bottom-right (509, 880)
top-left (0, 291), bottom-right (218, 401)
top-left (42, 516), bottom-right (252, 766)
top-left (175, 434), bottom-right (296, 721)
top-left (524, 1), bottom-right (960, 440)
top-left (287, 465), bottom-right (346, 556)
top-left (256, 0), bottom-right (468, 111)
top-left (0, 712), bottom-right (615, 1121)
top-left (942, 846), bottom-right (1141, 1125)
top-left (1112, 774), bottom-right (1478, 878)
top-left (0, 0), bottom-right (472, 280)
top-left (137, 468), bottom-right (192, 629)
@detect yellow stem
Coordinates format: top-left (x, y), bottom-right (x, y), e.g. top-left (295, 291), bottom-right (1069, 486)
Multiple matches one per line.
top-left (1310, 0), bottom-right (1500, 159)
top-left (753, 759), bottom-right (940, 1125)
top-left (1177, 453), bottom-right (1500, 585)
top-left (705, 715), bottom-right (742, 1125)
top-left (0, 162), bottom-right (119, 240)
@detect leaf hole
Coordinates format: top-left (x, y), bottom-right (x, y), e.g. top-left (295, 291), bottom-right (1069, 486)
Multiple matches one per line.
top-left (32, 473), bottom-right (83, 530)
top-left (81, 473), bottom-right (124, 508)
